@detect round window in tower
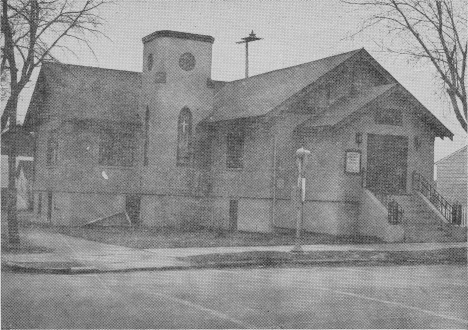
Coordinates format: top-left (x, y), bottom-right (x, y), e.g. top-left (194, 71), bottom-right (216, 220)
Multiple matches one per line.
top-left (147, 53), bottom-right (153, 71)
top-left (179, 52), bottom-right (196, 71)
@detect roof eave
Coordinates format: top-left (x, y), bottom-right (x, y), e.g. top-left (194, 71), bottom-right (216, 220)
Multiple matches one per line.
top-left (23, 66), bottom-right (46, 131)
top-left (393, 84), bottom-right (453, 140)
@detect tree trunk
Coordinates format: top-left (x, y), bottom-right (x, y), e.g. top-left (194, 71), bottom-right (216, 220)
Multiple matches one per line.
top-left (447, 90), bottom-right (468, 132)
top-left (7, 94), bottom-right (20, 247)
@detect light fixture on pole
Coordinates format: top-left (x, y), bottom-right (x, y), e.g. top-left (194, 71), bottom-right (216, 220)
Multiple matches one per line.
top-left (236, 31), bottom-right (262, 78)
top-left (291, 146), bottom-right (311, 253)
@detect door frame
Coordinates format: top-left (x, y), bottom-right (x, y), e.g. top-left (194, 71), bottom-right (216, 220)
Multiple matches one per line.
top-left (366, 133), bottom-right (409, 194)
top-left (228, 199), bottom-right (238, 231)
top-left (47, 191), bottom-right (53, 223)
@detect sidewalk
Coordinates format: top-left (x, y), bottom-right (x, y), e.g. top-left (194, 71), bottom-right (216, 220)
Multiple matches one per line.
top-left (2, 227), bottom-right (467, 274)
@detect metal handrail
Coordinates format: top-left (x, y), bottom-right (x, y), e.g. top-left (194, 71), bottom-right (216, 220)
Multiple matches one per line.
top-left (412, 171), bottom-right (465, 225)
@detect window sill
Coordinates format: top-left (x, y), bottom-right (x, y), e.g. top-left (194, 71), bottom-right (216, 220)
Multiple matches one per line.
top-left (97, 165), bottom-right (135, 170)
top-left (226, 167), bottom-right (243, 172)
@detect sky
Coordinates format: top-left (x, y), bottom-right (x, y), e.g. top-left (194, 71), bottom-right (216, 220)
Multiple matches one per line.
top-left (11, 0), bottom-right (467, 161)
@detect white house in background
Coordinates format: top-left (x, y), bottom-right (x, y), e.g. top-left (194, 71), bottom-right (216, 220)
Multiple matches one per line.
top-left (435, 145), bottom-right (467, 206)
top-left (1, 128), bottom-right (35, 210)
top-left (1, 156), bottom-right (34, 210)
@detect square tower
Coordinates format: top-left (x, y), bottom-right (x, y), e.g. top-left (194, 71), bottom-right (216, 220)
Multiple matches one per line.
top-left (140, 30), bottom-right (215, 191)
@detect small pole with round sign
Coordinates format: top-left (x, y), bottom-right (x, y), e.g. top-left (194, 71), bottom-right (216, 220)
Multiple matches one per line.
top-left (291, 146), bottom-right (311, 253)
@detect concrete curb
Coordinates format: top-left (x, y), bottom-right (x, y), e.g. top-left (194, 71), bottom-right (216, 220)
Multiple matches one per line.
top-left (2, 261), bottom-right (99, 274)
top-left (2, 257), bottom-right (427, 274)
top-left (2, 258), bottom-right (379, 274)
top-left (3, 247), bottom-right (466, 274)
top-left (2, 260), bottom-right (198, 274)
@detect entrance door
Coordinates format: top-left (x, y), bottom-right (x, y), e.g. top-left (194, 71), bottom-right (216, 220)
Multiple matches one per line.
top-left (47, 191), bottom-right (53, 222)
top-left (125, 195), bottom-right (141, 225)
top-left (367, 134), bottom-right (408, 194)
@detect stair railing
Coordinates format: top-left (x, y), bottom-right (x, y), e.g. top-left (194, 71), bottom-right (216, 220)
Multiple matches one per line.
top-left (412, 171), bottom-right (466, 226)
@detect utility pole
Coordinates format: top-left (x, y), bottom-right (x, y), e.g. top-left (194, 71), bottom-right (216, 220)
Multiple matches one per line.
top-left (236, 30), bottom-right (262, 78)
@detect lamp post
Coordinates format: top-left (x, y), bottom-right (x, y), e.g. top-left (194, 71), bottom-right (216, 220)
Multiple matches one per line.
top-left (291, 146), bottom-right (311, 253)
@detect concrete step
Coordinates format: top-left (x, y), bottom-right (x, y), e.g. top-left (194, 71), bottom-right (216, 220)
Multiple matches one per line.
top-left (402, 223), bottom-right (465, 243)
top-left (403, 228), bottom-right (458, 243)
top-left (387, 193), bottom-right (466, 242)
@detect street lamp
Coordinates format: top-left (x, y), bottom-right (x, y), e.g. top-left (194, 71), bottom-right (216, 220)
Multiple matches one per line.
top-left (291, 146), bottom-right (311, 253)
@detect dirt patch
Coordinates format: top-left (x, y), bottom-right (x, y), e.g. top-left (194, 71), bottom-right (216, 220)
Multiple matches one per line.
top-left (183, 248), bottom-right (468, 267)
top-left (22, 222), bottom-right (382, 249)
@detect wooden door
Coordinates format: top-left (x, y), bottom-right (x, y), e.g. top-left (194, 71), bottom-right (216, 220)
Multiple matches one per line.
top-left (229, 200), bottom-right (238, 231)
top-left (367, 134), bottom-right (408, 194)
top-left (125, 195), bottom-right (141, 225)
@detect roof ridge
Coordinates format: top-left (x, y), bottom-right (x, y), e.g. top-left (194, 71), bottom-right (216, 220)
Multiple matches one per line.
top-left (42, 61), bottom-right (140, 74)
top-left (227, 48), bottom-right (364, 84)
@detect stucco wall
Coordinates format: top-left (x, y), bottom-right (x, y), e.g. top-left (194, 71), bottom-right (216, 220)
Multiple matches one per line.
top-left (358, 189), bottom-right (404, 242)
top-left (140, 194), bottom-right (207, 229)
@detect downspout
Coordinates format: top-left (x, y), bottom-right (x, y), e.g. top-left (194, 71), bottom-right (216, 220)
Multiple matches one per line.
top-left (271, 134), bottom-right (277, 228)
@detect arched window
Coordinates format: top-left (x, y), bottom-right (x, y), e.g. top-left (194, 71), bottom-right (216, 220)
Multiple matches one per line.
top-left (143, 106), bottom-right (150, 166)
top-left (177, 107), bottom-right (192, 166)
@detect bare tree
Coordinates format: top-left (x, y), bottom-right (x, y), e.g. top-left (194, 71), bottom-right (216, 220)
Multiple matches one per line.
top-left (1, 0), bottom-right (109, 247)
top-left (343, 0), bottom-right (467, 132)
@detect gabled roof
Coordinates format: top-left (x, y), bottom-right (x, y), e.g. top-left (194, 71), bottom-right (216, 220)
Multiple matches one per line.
top-left (297, 83), bottom-right (453, 139)
top-left (24, 62), bottom-right (141, 130)
top-left (207, 47), bottom-right (452, 139)
top-left (299, 84), bottom-right (397, 128)
top-left (207, 49), bottom-right (364, 122)
top-left (435, 145), bottom-right (467, 165)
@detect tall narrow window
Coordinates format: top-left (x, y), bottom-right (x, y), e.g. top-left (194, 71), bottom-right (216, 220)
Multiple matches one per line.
top-left (143, 106), bottom-right (150, 166)
top-left (177, 107), bottom-right (192, 166)
top-left (226, 129), bottom-right (244, 169)
top-left (46, 131), bottom-right (58, 166)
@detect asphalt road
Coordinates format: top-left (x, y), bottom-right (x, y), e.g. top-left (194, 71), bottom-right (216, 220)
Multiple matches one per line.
top-left (2, 264), bottom-right (467, 329)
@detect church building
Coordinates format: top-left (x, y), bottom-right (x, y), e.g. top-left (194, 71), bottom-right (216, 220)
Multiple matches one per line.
top-left (24, 30), bottom-right (461, 242)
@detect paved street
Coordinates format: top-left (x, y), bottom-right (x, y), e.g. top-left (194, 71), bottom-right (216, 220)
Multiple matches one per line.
top-left (2, 264), bottom-right (467, 329)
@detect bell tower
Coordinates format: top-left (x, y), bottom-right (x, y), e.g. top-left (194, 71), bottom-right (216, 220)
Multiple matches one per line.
top-left (140, 30), bottom-right (215, 192)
